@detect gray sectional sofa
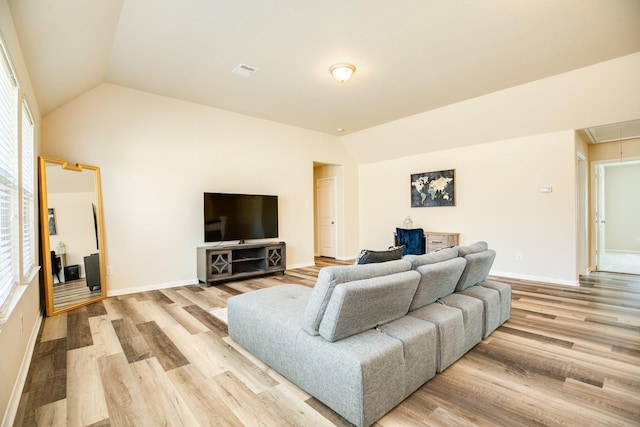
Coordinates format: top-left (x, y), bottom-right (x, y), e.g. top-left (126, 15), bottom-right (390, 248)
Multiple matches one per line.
top-left (227, 242), bottom-right (510, 427)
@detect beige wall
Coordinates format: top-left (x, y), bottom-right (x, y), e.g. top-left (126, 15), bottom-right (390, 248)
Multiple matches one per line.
top-left (359, 131), bottom-right (578, 284)
top-left (42, 84), bottom-right (360, 294)
top-left (589, 138), bottom-right (640, 161)
top-left (0, 0), bottom-right (43, 425)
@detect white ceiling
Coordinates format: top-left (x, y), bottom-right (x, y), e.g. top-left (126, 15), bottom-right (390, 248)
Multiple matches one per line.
top-left (7, 0), bottom-right (640, 135)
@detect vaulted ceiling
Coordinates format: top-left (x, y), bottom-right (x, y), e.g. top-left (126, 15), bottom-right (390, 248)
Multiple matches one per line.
top-left (7, 0), bottom-right (640, 135)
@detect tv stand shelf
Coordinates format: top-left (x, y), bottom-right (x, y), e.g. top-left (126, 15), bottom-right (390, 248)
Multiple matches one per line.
top-left (197, 242), bottom-right (286, 284)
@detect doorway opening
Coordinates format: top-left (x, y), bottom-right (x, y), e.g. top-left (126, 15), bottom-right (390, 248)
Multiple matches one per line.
top-left (313, 162), bottom-right (341, 259)
top-left (594, 160), bottom-right (640, 275)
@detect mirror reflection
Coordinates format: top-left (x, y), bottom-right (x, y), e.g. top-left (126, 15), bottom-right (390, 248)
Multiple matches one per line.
top-left (39, 157), bottom-right (106, 315)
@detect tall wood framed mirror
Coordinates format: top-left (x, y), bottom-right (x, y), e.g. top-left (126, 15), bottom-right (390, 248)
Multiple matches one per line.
top-left (38, 157), bottom-right (107, 316)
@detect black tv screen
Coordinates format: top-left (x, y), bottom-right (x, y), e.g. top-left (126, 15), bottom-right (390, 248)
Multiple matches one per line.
top-left (204, 193), bottom-right (279, 243)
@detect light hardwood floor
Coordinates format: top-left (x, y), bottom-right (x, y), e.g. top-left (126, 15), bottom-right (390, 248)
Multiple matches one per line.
top-left (13, 259), bottom-right (640, 426)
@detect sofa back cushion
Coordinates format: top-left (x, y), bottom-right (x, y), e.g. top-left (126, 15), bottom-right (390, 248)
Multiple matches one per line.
top-left (455, 249), bottom-right (496, 291)
top-left (318, 270), bottom-right (420, 342)
top-left (409, 257), bottom-right (467, 311)
top-left (455, 241), bottom-right (488, 257)
top-left (403, 247), bottom-right (458, 269)
top-left (303, 259), bottom-right (412, 336)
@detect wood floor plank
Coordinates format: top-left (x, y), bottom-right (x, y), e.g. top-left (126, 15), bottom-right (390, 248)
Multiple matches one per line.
top-left (85, 300), bottom-right (108, 317)
top-left (160, 324), bottom-right (229, 379)
top-left (111, 317), bottom-right (154, 363)
top-left (259, 384), bottom-right (338, 427)
top-left (194, 330), bottom-right (279, 394)
top-left (167, 364), bottom-right (245, 426)
top-left (26, 337), bottom-right (67, 406)
top-left (136, 320), bottom-right (190, 371)
top-left (158, 287), bottom-right (200, 306)
top-left (136, 298), bottom-right (180, 329)
top-left (206, 370), bottom-right (286, 426)
top-left (98, 352), bottom-right (155, 427)
top-left (182, 304), bottom-right (228, 337)
top-left (34, 398), bottom-right (67, 427)
top-left (67, 306), bottom-right (94, 350)
top-left (131, 357), bottom-right (200, 427)
top-left (40, 312), bottom-right (67, 342)
top-left (176, 288), bottom-right (226, 311)
top-left (15, 265), bottom-right (640, 427)
top-left (66, 345), bottom-right (110, 427)
top-left (162, 302), bottom-right (210, 334)
top-left (88, 315), bottom-right (124, 357)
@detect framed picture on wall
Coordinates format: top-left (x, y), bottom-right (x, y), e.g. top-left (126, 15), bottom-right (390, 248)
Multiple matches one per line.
top-left (411, 169), bottom-right (455, 207)
top-left (48, 208), bottom-right (58, 235)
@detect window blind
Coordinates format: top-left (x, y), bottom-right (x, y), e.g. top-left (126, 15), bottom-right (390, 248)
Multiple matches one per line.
top-left (0, 45), bottom-right (18, 313)
top-left (21, 101), bottom-right (34, 277)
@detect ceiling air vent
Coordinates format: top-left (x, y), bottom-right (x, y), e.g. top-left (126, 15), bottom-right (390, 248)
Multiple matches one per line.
top-left (232, 63), bottom-right (258, 77)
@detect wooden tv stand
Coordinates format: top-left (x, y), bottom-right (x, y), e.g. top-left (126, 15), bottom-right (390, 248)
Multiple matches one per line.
top-left (197, 241), bottom-right (286, 284)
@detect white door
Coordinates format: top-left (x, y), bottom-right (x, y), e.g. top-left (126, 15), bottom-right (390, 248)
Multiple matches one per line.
top-left (317, 177), bottom-right (337, 258)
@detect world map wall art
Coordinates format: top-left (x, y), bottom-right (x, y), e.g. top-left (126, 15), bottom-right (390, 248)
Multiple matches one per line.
top-left (411, 169), bottom-right (455, 207)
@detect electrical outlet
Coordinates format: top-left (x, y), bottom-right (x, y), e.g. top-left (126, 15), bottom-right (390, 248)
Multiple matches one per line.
top-left (516, 253), bottom-right (523, 261)
top-left (106, 266), bottom-right (113, 275)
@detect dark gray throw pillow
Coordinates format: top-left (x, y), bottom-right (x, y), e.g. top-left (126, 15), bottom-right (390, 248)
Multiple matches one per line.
top-left (356, 245), bottom-right (404, 264)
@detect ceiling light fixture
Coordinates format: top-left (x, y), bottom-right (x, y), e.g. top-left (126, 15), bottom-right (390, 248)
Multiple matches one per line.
top-left (329, 63), bottom-right (356, 83)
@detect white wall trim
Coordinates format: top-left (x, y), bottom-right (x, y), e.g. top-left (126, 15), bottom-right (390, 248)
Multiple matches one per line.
top-left (107, 278), bottom-right (199, 297)
top-left (490, 270), bottom-right (579, 286)
top-left (2, 310), bottom-right (44, 427)
top-left (287, 262), bottom-right (315, 270)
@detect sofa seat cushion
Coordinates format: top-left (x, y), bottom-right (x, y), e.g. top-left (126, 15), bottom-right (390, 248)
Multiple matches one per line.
top-left (295, 329), bottom-right (407, 427)
top-left (455, 249), bottom-right (496, 291)
top-left (303, 259), bottom-right (412, 336)
top-left (377, 316), bottom-right (437, 397)
top-left (440, 293), bottom-right (483, 352)
top-left (409, 303), bottom-right (465, 372)
top-left (410, 257), bottom-right (467, 311)
top-left (227, 284), bottom-right (311, 380)
top-left (458, 285), bottom-right (501, 339)
top-left (403, 247), bottom-right (458, 269)
top-left (319, 270), bottom-right (420, 342)
top-left (481, 279), bottom-right (512, 325)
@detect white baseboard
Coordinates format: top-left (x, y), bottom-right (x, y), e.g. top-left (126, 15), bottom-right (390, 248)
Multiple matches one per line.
top-left (286, 262), bottom-right (315, 270)
top-left (107, 278), bottom-right (199, 297)
top-left (2, 309), bottom-right (44, 427)
top-left (107, 264), bottom-right (326, 297)
top-left (490, 270), bottom-right (579, 286)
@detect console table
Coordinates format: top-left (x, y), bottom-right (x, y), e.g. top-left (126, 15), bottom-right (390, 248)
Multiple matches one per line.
top-left (425, 232), bottom-right (459, 252)
top-left (394, 231), bottom-right (459, 253)
top-left (197, 242), bottom-right (286, 284)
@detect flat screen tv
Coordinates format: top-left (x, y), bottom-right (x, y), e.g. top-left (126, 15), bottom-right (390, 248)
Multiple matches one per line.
top-left (204, 192), bottom-right (279, 243)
